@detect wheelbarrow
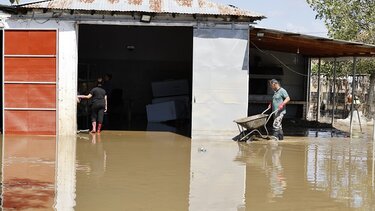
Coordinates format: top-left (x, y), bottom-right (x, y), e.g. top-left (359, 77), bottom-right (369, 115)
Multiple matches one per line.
top-left (234, 108), bottom-right (278, 141)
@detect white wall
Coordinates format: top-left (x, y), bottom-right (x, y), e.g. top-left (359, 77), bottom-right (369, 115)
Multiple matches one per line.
top-left (192, 27), bottom-right (249, 139)
top-left (5, 19), bottom-right (78, 136)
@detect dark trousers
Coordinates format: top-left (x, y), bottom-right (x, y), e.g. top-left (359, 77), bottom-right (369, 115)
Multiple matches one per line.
top-left (91, 102), bottom-right (105, 124)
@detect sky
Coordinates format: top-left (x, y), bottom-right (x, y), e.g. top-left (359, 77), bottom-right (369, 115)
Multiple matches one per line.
top-left (214, 0), bottom-right (328, 37)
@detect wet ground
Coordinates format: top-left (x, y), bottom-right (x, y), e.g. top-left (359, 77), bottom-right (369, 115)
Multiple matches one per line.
top-left (1, 128), bottom-right (375, 210)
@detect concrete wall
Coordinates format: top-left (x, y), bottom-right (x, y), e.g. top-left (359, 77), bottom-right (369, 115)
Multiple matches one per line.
top-left (4, 19), bottom-right (78, 136)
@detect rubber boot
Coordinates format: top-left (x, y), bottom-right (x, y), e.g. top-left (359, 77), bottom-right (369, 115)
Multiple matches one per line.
top-left (97, 123), bottom-right (102, 134)
top-left (273, 131), bottom-right (279, 140)
top-left (278, 130), bottom-right (284, 141)
top-left (91, 122), bottom-right (96, 133)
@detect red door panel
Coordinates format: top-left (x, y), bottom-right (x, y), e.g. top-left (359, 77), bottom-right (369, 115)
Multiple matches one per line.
top-left (4, 30), bottom-right (57, 135)
top-left (4, 111), bottom-right (56, 135)
top-left (4, 84), bottom-right (56, 108)
top-left (4, 30), bottom-right (56, 55)
top-left (4, 58), bottom-right (56, 82)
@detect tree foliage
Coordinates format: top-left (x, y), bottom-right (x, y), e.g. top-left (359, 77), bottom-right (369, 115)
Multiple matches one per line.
top-left (307, 0), bottom-right (375, 75)
top-left (307, 0), bottom-right (375, 117)
top-left (307, 0), bottom-right (375, 43)
top-left (9, 0), bottom-right (20, 5)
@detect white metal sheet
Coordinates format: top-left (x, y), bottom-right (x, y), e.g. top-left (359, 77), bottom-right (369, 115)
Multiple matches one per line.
top-left (192, 27), bottom-right (249, 139)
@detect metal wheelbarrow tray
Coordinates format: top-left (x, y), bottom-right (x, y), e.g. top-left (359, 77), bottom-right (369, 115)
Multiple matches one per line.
top-left (234, 108), bottom-right (277, 141)
top-left (234, 114), bottom-right (268, 130)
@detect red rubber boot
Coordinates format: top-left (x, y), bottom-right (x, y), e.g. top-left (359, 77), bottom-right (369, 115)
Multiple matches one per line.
top-left (97, 123), bottom-right (102, 134)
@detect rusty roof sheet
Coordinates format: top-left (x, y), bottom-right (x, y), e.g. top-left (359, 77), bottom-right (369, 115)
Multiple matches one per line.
top-left (21, 0), bottom-right (265, 19)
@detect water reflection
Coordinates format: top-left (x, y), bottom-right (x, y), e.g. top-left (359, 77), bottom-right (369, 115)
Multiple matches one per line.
top-left (1, 133), bottom-right (375, 210)
top-left (55, 135), bottom-right (76, 211)
top-left (236, 138), bottom-right (375, 210)
top-left (235, 142), bottom-right (287, 202)
top-left (189, 140), bottom-right (246, 210)
top-left (2, 136), bottom-right (56, 209)
top-left (75, 132), bottom-right (191, 211)
top-left (305, 139), bottom-right (375, 209)
top-left (263, 144), bottom-right (286, 199)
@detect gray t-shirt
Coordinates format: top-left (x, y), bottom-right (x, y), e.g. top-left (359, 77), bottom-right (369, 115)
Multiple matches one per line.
top-left (272, 87), bottom-right (289, 113)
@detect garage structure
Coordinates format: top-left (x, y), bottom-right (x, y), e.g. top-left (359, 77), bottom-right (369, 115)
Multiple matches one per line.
top-left (3, 1), bottom-right (374, 138)
top-left (0, 0), bottom-right (264, 138)
top-left (248, 27), bottom-right (375, 133)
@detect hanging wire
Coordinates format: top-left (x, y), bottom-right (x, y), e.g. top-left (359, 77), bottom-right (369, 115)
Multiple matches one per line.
top-left (250, 41), bottom-right (309, 77)
top-left (30, 11), bottom-right (51, 24)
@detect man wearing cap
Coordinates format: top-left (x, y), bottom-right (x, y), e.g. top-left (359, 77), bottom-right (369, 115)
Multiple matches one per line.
top-left (268, 79), bottom-right (290, 140)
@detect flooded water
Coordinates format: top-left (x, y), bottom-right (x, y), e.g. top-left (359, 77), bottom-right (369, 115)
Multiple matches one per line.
top-left (2, 131), bottom-right (375, 210)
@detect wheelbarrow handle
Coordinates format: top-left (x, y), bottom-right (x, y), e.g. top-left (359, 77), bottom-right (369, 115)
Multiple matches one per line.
top-left (261, 107), bottom-right (271, 114)
top-left (265, 109), bottom-right (279, 124)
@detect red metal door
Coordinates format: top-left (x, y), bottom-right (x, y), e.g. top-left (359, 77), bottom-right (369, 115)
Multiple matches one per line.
top-left (4, 30), bottom-right (57, 135)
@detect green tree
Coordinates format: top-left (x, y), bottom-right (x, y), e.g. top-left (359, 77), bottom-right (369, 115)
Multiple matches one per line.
top-left (307, 0), bottom-right (375, 117)
top-left (9, 0), bottom-right (20, 4)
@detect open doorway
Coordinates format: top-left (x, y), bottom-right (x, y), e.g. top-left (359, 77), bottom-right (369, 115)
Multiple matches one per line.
top-left (78, 24), bottom-right (193, 137)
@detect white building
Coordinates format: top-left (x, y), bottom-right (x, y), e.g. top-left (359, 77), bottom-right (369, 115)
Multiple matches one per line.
top-left (0, 0), bottom-right (264, 139)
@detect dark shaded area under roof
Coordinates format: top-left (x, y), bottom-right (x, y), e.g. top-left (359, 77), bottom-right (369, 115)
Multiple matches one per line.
top-left (250, 27), bottom-right (375, 58)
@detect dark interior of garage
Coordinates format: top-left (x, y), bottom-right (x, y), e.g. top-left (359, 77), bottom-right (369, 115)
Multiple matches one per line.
top-left (78, 24), bottom-right (193, 137)
top-left (248, 48), bottom-right (308, 119)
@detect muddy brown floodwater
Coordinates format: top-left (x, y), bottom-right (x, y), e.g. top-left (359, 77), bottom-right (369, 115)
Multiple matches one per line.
top-left (1, 129), bottom-right (375, 210)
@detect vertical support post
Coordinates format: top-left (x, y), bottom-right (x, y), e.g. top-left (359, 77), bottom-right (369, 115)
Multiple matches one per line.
top-left (350, 57), bottom-right (357, 138)
top-left (306, 58), bottom-right (312, 120)
top-left (316, 58), bottom-right (322, 122)
top-left (331, 58), bottom-right (337, 126)
top-left (372, 119), bottom-right (375, 189)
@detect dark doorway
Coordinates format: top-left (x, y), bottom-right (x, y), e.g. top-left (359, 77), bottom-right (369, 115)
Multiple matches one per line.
top-left (78, 24), bottom-right (193, 137)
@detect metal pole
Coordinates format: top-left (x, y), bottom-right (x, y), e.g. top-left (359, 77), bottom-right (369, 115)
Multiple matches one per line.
top-left (350, 57), bottom-right (357, 138)
top-left (306, 58), bottom-right (312, 120)
top-left (316, 58), bottom-right (321, 122)
top-left (371, 121), bottom-right (375, 190)
top-left (372, 120), bottom-right (375, 189)
top-left (331, 58), bottom-right (337, 126)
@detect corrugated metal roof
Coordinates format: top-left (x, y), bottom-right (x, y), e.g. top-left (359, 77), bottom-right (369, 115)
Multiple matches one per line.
top-left (250, 27), bottom-right (375, 57)
top-left (21, 0), bottom-right (265, 19)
